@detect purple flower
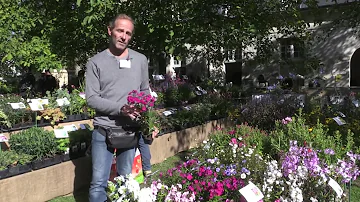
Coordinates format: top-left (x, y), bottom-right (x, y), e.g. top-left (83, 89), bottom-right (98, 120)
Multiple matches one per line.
top-left (324, 148), bottom-right (335, 155)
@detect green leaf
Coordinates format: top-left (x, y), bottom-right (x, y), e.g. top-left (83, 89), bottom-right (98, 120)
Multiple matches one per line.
top-left (76, 0), bottom-right (82, 7)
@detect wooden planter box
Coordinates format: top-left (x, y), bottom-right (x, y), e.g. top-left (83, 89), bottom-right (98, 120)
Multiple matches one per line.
top-left (0, 118), bottom-right (233, 202)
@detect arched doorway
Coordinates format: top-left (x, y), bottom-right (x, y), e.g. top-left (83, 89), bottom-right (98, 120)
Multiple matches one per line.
top-left (350, 48), bottom-right (360, 87)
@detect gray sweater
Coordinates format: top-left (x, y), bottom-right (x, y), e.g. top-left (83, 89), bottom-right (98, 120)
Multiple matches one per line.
top-left (85, 48), bottom-right (150, 128)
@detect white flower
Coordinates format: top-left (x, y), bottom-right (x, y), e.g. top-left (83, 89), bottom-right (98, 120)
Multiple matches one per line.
top-left (310, 197), bottom-right (318, 202)
top-left (241, 173), bottom-right (246, 179)
top-left (138, 188), bottom-right (155, 202)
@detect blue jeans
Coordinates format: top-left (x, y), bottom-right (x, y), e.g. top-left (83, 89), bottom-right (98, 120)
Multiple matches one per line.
top-left (138, 135), bottom-right (152, 171)
top-left (89, 129), bottom-right (135, 202)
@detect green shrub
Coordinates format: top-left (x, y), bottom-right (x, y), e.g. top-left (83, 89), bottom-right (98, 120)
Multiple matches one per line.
top-left (0, 150), bottom-right (33, 170)
top-left (9, 127), bottom-right (59, 160)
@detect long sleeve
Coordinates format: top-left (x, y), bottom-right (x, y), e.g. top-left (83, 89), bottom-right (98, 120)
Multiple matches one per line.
top-left (140, 56), bottom-right (150, 95)
top-left (85, 60), bottom-right (122, 116)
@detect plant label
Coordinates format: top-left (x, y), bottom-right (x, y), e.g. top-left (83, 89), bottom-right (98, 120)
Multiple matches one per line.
top-left (63, 124), bottom-right (77, 132)
top-left (119, 59), bottom-right (131, 68)
top-left (184, 106), bottom-right (191, 111)
top-left (153, 75), bottom-right (165, 80)
top-left (0, 134), bottom-right (8, 142)
top-left (56, 98), bottom-right (70, 106)
top-left (328, 177), bottom-right (343, 197)
top-left (29, 102), bottom-right (44, 111)
top-left (195, 91), bottom-right (202, 96)
top-left (81, 142), bottom-right (86, 150)
top-left (79, 93), bottom-right (86, 99)
top-left (54, 128), bottom-right (69, 138)
top-left (9, 102), bottom-right (26, 109)
top-left (80, 124), bottom-right (91, 130)
top-left (338, 111), bottom-right (346, 118)
top-left (163, 111), bottom-right (172, 116)
top-left (239, 181), bottom-right (264, 202)
top-left (353, 100), bottom-right (359, 108)
top-left (333, 116), bottom-right (346, 125)
top-left (31, 98), bottom-right (48, 105)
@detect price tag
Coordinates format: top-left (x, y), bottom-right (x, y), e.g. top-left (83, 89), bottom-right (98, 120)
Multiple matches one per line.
top-left (239, 182), bottom-right (264, 202)
top-left (328, 177), bottom-right (343, 197)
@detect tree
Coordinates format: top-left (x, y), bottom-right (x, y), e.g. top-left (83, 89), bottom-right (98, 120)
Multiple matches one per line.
top-left (0, 0), bottom-right (62, 75)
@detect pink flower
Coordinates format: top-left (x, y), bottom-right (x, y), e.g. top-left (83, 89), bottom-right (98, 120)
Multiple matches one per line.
top-left (186, 174), bottom-right (193, 181)
top-left (231, 138), bottom-right (237, 145)
top-left (228, 130), bottom-right (235, 135)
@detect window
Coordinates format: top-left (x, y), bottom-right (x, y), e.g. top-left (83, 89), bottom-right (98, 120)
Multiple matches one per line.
top-left (280, 38), bottom-right (304, 59)
top-left (225, 48), bottom-right (242, 61)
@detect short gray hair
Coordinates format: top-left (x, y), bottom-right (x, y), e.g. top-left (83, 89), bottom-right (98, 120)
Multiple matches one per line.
top-left (109, 14), bottom-right (135, 29)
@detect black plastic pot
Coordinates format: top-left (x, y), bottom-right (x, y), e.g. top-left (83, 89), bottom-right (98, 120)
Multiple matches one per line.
top-left (60, 153), bottom-right (70, 162)
top-left (0, 164), bottom-right (32, 180)
top-left (31, 155), bottom-right (62, 170)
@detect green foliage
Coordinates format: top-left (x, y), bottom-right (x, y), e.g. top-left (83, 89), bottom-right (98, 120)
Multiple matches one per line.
top-left (0, 94), bottom-right (33, 127)
top-left (0, 109), bottom-right (11, 128)
top-left (0, 150), bottom-right (33, 170)
top-left (9, 127), bottom-right (59, 160)
top-left (56, 138), bottom-right (70, 153)
top-left (270, 113), bottom-right (357, 163)
top-left (0, 0), bottom-right (62, 72)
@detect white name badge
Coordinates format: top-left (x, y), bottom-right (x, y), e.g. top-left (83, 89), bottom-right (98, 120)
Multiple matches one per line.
top-left (119, 59), bottom-right (131, 68)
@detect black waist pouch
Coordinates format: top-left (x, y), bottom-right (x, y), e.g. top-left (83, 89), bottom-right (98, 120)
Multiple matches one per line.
top-left (97, 126), bottom-right (139, 149)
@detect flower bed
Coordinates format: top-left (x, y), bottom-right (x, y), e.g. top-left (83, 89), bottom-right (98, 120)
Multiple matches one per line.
top-left (107, 114), bottom-right (360, 201)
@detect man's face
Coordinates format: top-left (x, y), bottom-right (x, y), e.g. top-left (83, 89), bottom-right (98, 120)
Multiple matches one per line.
top-left (108, 18), bottom-right (134, 51)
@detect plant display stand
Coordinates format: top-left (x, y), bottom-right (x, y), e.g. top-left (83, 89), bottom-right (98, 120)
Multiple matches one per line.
top-left (0, 156), bottom-right (92, 202)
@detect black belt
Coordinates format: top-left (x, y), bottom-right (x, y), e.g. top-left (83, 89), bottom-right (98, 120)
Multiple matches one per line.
top-left (94, 125), bottom-right (107, 136)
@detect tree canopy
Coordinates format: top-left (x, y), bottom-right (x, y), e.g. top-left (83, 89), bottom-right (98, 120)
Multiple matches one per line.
top-left (0, 0), bottom-right (326, 75)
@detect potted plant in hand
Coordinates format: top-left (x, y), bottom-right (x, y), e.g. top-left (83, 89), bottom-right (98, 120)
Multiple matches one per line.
top-left (123, 90), bottom-right (161, 141)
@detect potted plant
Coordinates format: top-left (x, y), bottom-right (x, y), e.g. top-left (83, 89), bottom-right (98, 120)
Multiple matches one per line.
top-left (0, 94), bottom-right (34, 130)
top-left (56, 138), bottom-right (70, 162)
top-left (0, 150), bottom-right (33, 179)
top-left (36, 107), bottom-right (66, 126)
top-left (0, 109), bottom-right (11, 132)
top-left (9, 127), bottom-right (62, 170)
top-left (68, 129), bottom-right (92, 159)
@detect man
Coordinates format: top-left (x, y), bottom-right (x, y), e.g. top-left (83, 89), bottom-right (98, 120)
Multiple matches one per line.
top-left (85, 14), bottom-right (155, 202)
top-left (38, 70), bottom-right (58, 96)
